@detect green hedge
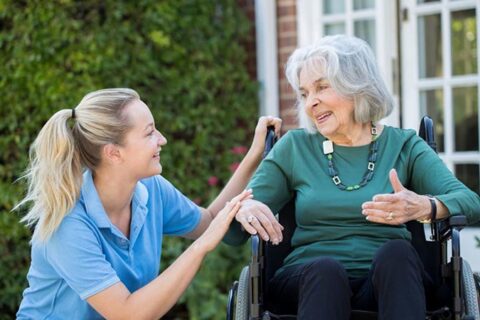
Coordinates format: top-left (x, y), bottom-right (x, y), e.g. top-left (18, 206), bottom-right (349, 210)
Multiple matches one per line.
top-left (0, 1), bottom-right (256, 318)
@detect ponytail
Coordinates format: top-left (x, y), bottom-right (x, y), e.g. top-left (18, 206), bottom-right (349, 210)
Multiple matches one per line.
top-left (15, 109), bottom-right (82, 241)
top-left (15, 88), bottom-right (139, 242)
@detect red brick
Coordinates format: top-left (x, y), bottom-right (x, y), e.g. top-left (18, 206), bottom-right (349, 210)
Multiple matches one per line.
top-left (278, 35), bottom-right (297, 48)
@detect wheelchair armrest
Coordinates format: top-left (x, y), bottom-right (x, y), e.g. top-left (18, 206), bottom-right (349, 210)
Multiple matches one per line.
top-left (434, 215), bottom-right (467, 243)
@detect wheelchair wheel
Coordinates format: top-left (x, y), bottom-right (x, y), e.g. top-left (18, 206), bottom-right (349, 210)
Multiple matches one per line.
top-left (235, 266), bottom-right (250, 320)
top-left (462, 260), bottom-right (480, 320)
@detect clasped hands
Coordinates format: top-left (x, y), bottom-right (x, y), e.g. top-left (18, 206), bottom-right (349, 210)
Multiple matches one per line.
top-left (235, 169), bottom-right (432, 245)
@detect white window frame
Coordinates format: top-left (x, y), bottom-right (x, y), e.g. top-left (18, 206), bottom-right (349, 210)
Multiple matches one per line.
top-left (400, 0), bottom-right (480, 172)
top-left (296, 0), bottom-right (400, 127)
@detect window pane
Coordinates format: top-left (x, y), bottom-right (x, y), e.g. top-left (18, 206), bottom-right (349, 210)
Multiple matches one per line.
top-left (419, 89), bottom-right (445, 152)
top-left (354, 0), bottom-right (375, 10)
top-left (323, 0), bottom-right (345, 14)
top-left (451, 9), bottom-right (477, 75)
top-left (455, 164), bottom-right (479, 195)
top-left (453, 86), bottom-right (478, 152)
top-left (354, 20), bottom-right (376, 53)
top-left (324, 23), bottom-right (346, 35)
top-left (418, 14), bottom-right (443, 78)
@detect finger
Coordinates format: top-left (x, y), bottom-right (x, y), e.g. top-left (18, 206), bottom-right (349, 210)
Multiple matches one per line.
top-left (389, 169), bottom-right (405, 193)
top-left (362, 208), bottom-right (389, 219)
top-left (248, 217), bottom-right (270, 241)
top-left (237, 216), bottom-right (258, 235)
top-left (226, 201), bottom-right (242, 221)
top-left (230, 189), bottom-right (253, 204)
top-left (255, 213), bottom-right (281, 244)
top-left (362, 201), bottom-right (395, 211)
top-left (364, 214), bottom-right (397, 225)
top-left (371, 193), bottom-right (401, 203)
top-left (268, 117), bottom-right (282, 137)
top-left (259, 206), bottom-right (283, 242)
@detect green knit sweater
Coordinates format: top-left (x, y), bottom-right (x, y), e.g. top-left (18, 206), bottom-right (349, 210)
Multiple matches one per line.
top-left (224, 126), bottom-right (480, 278)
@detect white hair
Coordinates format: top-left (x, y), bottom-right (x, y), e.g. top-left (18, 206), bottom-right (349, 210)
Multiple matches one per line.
top-left (285, 35), bottom-right (394, 133)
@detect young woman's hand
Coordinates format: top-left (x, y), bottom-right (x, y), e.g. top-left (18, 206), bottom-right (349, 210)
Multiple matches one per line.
top-left (249, 116), bottom-right (282, 157)
top-left (197, 189), bottom-right (253, 253)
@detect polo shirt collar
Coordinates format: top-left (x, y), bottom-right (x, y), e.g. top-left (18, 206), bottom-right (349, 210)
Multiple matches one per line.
top-left (81, 170), bottom-right (111, 229)
top-left (81, 170), bottom-right (149, 242)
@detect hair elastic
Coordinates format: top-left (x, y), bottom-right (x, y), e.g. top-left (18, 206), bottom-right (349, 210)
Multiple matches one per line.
top-left (72, 108), bottom-right (76, 119)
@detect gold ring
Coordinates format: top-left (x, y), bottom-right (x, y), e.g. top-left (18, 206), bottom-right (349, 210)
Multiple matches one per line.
top-left (386, 211), bottom-right (394, 220)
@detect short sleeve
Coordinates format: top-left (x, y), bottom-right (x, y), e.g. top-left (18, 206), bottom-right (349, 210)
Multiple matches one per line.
top-left (45, 218), bottom-right (120, 300)
top-left (154, 176), bottom-right (201, 235)
top-left (407, 135), bottom-right (480, 224)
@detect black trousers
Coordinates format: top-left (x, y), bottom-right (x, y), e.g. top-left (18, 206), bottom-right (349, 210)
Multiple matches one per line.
top-left (268, 239), bottom-right (431, 320)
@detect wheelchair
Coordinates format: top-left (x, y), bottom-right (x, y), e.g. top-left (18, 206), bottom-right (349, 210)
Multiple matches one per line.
top-left (226, 116), bottom-right (480, 320)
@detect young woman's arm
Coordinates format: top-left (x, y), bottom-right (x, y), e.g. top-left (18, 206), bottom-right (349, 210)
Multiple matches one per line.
top-left (185, 116), bottom-right (283, 240)
top-left (87, 190), bottom-right (251, 320)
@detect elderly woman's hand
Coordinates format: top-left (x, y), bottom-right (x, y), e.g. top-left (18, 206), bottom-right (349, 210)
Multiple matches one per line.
top-left (361, 169), bottom-right (432, 225)
top-left (235, 198), bottom-right (284, 245)
top-left (250, 116), bottom-right (282, 157)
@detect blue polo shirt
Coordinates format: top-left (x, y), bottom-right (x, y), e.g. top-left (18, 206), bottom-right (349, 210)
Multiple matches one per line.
top-left (17, 170), bottom-right (201, 320)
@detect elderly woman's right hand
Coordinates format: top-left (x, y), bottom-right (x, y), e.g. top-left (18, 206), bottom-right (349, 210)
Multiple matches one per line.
top-left (235, 199), bottom-right (284, 245)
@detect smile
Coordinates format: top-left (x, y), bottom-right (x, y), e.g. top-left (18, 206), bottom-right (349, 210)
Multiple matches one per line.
top-left (315, 112), bottom-right (332, 124)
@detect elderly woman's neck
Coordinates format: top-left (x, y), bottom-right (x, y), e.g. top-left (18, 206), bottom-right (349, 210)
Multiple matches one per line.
top-left (327, 122), bottom-right (378, 147)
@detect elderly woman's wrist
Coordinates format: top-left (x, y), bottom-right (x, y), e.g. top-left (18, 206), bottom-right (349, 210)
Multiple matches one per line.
top-left (417, 195), bottom-right (437, 223)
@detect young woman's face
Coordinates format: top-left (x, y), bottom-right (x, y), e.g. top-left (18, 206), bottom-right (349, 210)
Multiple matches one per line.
top-left (119, 99), bottom-right (167, 179)
top-left (299, 67), bottom-right (356, 140)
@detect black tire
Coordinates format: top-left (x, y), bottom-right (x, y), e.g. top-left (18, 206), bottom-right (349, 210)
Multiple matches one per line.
top-left (235, 266), bottom-right (250, 320)
top-left (463, 260), bottom-right (480, 320)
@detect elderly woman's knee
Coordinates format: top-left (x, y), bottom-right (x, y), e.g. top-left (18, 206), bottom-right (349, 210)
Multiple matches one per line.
top-left (301, 257), bottom-right (348, 283)
top-left (374, 239), bottom-right (421, 271)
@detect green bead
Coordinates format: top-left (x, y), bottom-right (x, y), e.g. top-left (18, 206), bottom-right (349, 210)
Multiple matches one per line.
top-left (354, 185), bottom-right (360, 189)
top-left (346, 186), bottom-right (353, 191)
top-left (327, 154), bottom-right (332, 160)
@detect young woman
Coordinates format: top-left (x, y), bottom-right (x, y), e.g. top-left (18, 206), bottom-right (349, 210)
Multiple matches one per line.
top-left (16, 88), bottom-right (282, 319)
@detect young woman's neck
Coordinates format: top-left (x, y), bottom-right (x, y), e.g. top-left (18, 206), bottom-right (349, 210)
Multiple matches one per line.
top-left (92, 167), bottom-right (136, 220)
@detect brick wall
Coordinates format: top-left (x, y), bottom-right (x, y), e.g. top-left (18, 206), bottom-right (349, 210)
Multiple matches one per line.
top-left (276, 0), bottom-right (298, 131)
top-left (239, 0), bottom-right (298, 132)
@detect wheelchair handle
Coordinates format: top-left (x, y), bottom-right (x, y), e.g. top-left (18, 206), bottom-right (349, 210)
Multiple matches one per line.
top-left (419, 115), bottom-right (437, 152)
top-left (263, 126), bottom-right (277, 159)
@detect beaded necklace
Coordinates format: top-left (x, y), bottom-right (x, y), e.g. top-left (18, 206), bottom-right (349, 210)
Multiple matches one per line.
top-left (322, 123), bottom-right (378, 191)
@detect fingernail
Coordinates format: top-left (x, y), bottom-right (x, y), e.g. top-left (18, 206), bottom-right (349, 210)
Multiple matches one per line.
top-left (264, 236), bottom-right (269, 241)
top-left (362, 210), bottom-right (366, 215)
top-left (365, 216), bottom-right (370, 220)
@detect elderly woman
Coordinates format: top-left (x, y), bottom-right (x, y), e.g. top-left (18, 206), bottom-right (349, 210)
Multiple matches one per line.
top-left (225, 35), bottom-right (480, 320)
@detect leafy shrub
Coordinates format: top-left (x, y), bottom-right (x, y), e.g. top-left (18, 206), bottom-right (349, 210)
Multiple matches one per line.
top-left (0, 0), bottom-right (256, 318)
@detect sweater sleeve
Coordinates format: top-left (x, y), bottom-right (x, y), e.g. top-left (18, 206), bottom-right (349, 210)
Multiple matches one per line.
top-left (407, 135), bottom-right (480, 224)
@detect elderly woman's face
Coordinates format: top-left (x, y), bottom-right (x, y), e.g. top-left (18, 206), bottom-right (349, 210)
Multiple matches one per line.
top-left (299, 67), bottom-right (355, 138)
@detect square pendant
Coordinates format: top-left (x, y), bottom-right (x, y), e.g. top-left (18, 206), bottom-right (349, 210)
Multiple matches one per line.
top-left (323, 140), bottom-right (334, 154)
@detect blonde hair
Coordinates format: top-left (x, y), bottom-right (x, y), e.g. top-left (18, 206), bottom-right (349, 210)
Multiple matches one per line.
top-left (285, 35), bottom-right (394, 133)
top-left (15, 88), bottom-right (139, 242)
